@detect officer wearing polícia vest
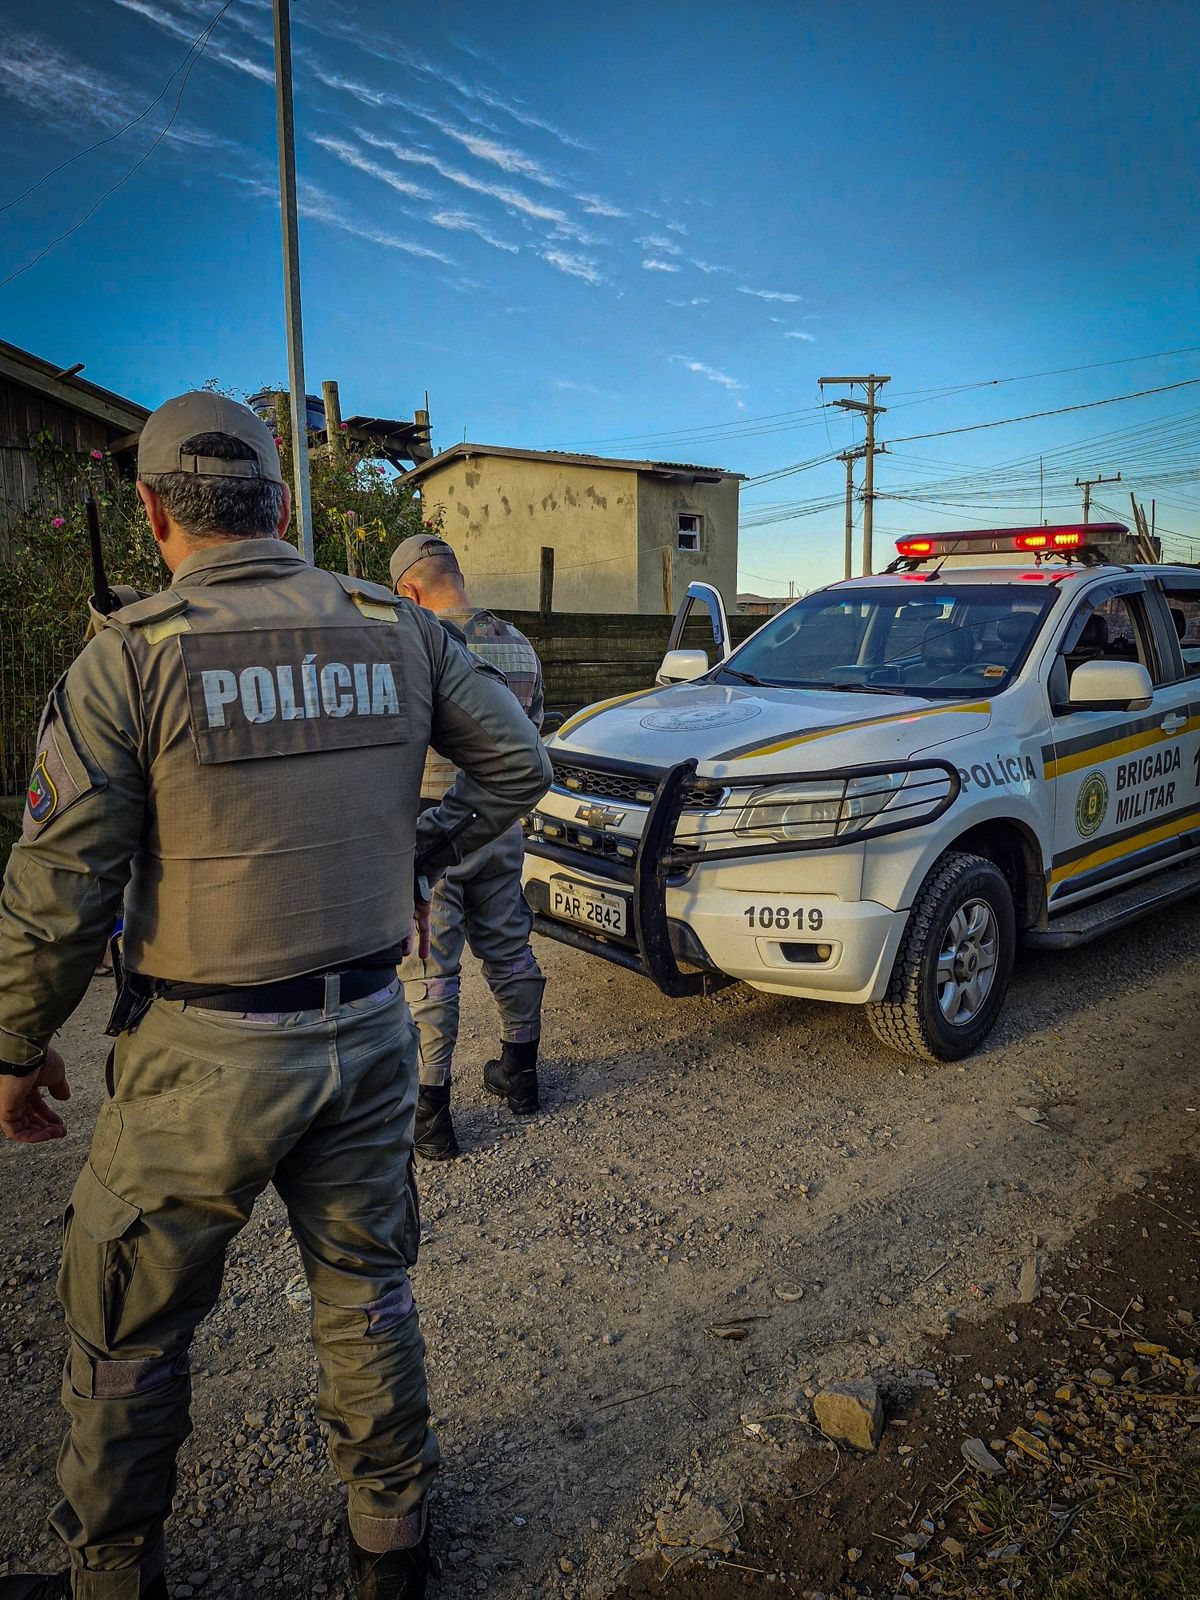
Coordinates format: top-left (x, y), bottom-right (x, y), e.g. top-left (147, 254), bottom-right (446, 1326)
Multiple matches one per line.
top-left (0, 392), bottom-right (551, 1600)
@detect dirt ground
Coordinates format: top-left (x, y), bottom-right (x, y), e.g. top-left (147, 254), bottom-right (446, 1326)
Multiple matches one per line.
top-left (3, 898), bottom-right (1200, 1598)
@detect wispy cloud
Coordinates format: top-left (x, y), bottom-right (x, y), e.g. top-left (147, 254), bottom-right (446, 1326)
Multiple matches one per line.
top-left (785, 329), bottom-right (816, 341)
top-left (690, 257), bottom-right (734, 275)
top-left (235, 174), bottom-right (456, 265)
top-left (112, 0), bottom-right (275, 84)
top-left (672, 356), bottom-right (744, 393)
top-left (639, 233), bottom-right (682, 255)
top-left (643, 258), bottom-right (681, 273)
top-left (667, 296), bottom-right (711, 307)
top-left (665, 220), bottom-right (688, 235)
top-left (430, 208), bottom-right (520, 253)
top-left (313, 135), bottom-right (432, 199)
top-left (541, 247), bottom-right (605, 285)
top-left (579, 194), bottom-right (629, 218)
top-left (738, 285), bottom-right (803, 303)
top-left (357, 129), bottom-right (589, 237)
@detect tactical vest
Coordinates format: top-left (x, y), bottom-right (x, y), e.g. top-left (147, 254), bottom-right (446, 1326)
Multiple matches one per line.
top-left (421, 607), bottom-right (541, 801)
top-left (106, 544), bottom-right (441, 983)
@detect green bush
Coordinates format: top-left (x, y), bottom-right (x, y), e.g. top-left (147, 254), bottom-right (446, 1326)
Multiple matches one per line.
top-left (0, 404), bottom-right (440, 795)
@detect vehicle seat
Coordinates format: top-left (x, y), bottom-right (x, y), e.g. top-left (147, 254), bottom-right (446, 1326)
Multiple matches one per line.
top-left (902, 622), bottom-right (971, 685)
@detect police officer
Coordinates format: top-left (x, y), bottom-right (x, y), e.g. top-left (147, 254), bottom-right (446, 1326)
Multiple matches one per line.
top-left (391, 536), bottom-right (547, 1161)
top-left (0, 394), bottom-right (550, 1600)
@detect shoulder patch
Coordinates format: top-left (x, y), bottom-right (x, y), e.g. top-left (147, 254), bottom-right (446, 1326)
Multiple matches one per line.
top-left (332, 571), bottom-right (401, 620)
top-left (109, 591), bottom-right (190, 630)
top-left (22, 717), bottom-right (97, 840)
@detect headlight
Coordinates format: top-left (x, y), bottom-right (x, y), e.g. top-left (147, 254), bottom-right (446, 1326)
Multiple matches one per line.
top-left (734, 770), bottom-right (934, 843)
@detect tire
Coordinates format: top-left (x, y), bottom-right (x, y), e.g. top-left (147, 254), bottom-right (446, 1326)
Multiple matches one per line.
top-left (867, 850), bottom-right (1016, 1062)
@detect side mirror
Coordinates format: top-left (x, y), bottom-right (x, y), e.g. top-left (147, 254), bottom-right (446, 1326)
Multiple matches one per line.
top-left (1068, 658), bottom-right (1154, 711)
top-left (657, 648), bottom-right (709, 686)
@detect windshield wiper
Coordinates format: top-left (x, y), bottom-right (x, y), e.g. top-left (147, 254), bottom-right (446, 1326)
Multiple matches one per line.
top-left (831, 681), bottom-right (911, 696)
top-left (721, 667), bottom-right (769, 687)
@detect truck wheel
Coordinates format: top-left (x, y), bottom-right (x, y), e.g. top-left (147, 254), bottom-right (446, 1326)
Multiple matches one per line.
top-left (867, 851), bottom-right (1015, 1062)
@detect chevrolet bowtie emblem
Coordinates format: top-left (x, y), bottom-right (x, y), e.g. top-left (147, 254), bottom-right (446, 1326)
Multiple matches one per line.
top-left (576, 802), bottom-right (625, 828)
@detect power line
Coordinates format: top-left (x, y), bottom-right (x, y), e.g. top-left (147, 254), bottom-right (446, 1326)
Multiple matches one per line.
top-left (884, 377), bottom-right (1200, 446)
top-left (0, 1), bottom-right (234, 290)
top-left (0, 0), bottom-right (236, 218)
top-left (552, 344), bottom-right (1200, 454)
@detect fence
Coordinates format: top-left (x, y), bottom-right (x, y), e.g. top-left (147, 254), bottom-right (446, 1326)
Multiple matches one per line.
top-left (0, 607), bottom-right (767, 843)
top-left (1, 617), bottom-right (78, 797)
top-left (505, 609), bottom-right (762, 715)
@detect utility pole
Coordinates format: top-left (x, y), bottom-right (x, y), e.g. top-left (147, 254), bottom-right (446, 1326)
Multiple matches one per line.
top-left (1075, 471), bottom-right (1121, 524)
top-left (272, 0), bottom-right (314, 563)
top-left (820, 374), bottom-right (889, 573)
top-left (837, 445), bottom-right (867, 579)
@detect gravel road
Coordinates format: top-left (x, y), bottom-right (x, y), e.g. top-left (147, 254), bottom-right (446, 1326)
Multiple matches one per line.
top-left (3, 901), bottom-right (1199, 1598)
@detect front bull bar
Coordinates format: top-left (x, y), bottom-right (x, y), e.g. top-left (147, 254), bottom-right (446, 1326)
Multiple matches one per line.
top-left (528, 755), bottom-right (961, 999)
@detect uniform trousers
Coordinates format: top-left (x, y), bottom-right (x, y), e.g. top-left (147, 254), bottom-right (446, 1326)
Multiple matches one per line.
top-left (399, 823), bottom-right (545, 1089)
top-left (51, 979), bottom-right (438, 1599)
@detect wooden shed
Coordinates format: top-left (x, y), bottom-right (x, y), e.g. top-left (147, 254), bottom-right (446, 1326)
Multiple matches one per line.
top-left (0, 338), bottom-right (149, 535)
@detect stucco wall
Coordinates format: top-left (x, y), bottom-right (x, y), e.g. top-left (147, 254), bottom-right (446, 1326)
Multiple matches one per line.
top-left (634, 474), bottom-right (740, 614)
top-left (415, 455), bottom-right (639, 613)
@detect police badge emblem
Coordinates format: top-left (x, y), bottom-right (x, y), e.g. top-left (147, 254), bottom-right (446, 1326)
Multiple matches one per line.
top-left (1074, 770), bottom-right (1108, 839)
top-left (26, 751), bottom-right (58, 824)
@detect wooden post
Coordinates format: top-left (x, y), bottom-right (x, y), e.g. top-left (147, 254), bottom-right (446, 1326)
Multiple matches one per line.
top-left (345, 510), bottom-right (361, 579)
top-left (322, 379), bottom-right (343, 456)
top-left (539, 546), bottom-right (555, 615)
top-left (661, 544), bottom-right (673, 614)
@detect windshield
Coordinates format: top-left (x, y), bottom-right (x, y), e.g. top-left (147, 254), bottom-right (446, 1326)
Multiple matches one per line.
top-left (717, 583), bottom-right (1059, 698)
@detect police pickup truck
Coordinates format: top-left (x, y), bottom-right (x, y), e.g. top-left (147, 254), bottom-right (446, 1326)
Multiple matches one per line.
top-left (521, 523), bottom-right (1200, 1060)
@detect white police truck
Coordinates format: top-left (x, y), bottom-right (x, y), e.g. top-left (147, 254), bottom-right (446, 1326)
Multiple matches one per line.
top-left (521, 523), bottom-right (1200, 1060)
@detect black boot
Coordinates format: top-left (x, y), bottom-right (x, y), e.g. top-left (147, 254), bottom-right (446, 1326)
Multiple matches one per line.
top-left (413, 1084), bottom-right (459, 1160)
top-left (483, 1039), bottom-right (540, 1115)
top-left (0, 1577), bottom-right (166, 1599)
top-left (346, 1514), bottom-right (430, 1600)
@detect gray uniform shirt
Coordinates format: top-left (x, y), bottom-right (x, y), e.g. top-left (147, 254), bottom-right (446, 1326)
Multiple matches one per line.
top-left (0, 539), bottom-right (551, 1068)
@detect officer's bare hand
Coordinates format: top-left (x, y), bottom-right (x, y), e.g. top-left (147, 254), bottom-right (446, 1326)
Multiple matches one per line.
top-left (414, 899), bottom-right (432, 961)
top-left (0, 1045), bottom-right (70, 1145)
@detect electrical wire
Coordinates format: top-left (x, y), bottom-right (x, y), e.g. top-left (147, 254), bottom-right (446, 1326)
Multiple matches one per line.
top-left (0, 0), bottom-right (235, 290)
top-left (0, 0), bottom-right (236, 217)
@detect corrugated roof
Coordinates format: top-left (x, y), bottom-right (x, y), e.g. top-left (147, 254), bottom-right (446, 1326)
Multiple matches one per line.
top-left (401, 442), bottom-right (743, 485)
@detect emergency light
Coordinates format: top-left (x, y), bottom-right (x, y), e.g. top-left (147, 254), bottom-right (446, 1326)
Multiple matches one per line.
top-left (894, 523), bottom-right (1127, 561)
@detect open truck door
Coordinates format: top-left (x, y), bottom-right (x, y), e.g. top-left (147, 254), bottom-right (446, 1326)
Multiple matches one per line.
top-left (656, 581), bottom-right (732, 685)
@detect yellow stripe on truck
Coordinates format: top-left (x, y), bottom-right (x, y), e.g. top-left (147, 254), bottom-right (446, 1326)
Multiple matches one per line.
top-left (555, 686), bottom-right (661, 741)
top-left (1050, 807), bottom-right (1200, 886)
top-left (728, 700), bottom-right (992, 762)
top-left (1044, 716), bottom-right (1200, 781)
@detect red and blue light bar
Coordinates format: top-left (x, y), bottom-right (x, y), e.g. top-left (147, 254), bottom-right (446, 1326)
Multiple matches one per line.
top-left (895, 523), bottom-right (1128, 560)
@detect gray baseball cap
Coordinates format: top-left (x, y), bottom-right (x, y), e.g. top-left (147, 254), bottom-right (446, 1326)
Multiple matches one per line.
top-left (138, 391), bottom-right (283, 483)
top-left (389, 533), bottom-right (458, 589)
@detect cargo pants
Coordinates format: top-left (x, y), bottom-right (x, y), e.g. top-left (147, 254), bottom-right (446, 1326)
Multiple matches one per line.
top-left (52, 979), bottom-right (439, 1599)
top-left (399, 823), bottom-right (545, 1088)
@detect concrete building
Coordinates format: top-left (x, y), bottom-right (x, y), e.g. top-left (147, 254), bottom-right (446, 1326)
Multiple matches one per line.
top-left (402, 444), bottom-right (742, 614)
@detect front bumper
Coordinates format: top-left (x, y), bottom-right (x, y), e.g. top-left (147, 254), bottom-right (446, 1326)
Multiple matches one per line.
top-left (523, 755), bottom-right (947, 1004)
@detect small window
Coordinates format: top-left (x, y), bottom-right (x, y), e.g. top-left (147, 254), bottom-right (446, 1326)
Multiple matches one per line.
top-left (677, 512), bottom-right (702, 552)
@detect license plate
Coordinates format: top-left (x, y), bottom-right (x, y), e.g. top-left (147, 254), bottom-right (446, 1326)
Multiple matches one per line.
top-left (549, 877), bottom-right (629, 937)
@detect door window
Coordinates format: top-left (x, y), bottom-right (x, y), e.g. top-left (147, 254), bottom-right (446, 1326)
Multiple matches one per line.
top-left (1157, 578), bottom-right (1200, 678)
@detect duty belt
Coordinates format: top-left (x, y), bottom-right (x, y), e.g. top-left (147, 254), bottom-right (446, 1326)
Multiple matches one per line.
top-left (106, 963), bottom-right (397, 1034)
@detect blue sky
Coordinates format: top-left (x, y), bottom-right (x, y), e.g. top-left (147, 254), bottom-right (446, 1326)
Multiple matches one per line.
top-left (1, 0), bottom-right (1197, 591)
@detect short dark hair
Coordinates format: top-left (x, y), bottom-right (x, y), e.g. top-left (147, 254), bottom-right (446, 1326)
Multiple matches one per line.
top-left (141, 432), bottom-right (286, 539)
top-left (413, 550), bottom-right (463, 584)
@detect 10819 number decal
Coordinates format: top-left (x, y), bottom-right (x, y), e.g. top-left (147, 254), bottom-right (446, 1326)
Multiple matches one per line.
top-left (744, 905), bottom-right (824, 931)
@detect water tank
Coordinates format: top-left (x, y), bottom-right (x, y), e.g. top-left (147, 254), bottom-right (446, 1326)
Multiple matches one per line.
top-left (247, 391), bottom-right (327, 433)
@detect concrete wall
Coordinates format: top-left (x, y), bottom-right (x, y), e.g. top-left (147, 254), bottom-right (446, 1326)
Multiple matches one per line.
top-left (415, 455), bottom-right (640, 613)
top-left (635, 474), bottom-right (740, 614)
